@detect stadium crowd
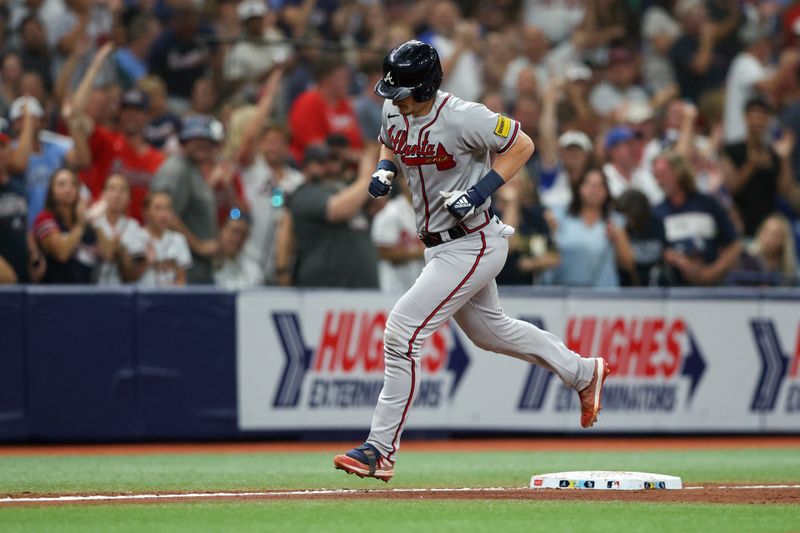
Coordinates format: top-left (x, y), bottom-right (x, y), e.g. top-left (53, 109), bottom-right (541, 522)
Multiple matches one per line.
top-left (1, 0), bottom-right (800, 290)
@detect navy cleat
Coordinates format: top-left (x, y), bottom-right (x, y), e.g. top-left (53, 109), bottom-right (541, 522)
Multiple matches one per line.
top-left (333, 443), bottom-right (395, 482)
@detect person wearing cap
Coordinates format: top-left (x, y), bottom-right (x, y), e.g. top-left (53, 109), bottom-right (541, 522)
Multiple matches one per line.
top-left (288, 54), bottom-right (364, 165)
top-left (80, 88), bottom-right (166, 222)
top-left (721, 98), bottom-right (798, 238)
top-left (589, 47), bottom-right (649, 119)
top-left (537, 80), bottom-right (595, 210)
top-left (603, 125), bottom-right (665, 205)
top-left (722, 28), bottom-right (800, 144)
top-left (151, 115), bottom-right (224, 284)
top-left (286, 143), bottom-right (380, 289)
top-left (223, 0), bottom-right (291, 91)
top-left (62, 44), bottom-right (165, 223)
top-left (7, 95), bottom-right (91, 226)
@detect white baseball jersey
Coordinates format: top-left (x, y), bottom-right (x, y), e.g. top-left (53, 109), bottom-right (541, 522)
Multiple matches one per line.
top-left (379, 90), bottom-right (521, 234)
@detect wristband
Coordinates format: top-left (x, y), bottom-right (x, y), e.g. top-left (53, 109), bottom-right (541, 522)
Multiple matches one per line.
top-left (468, 169), bottom-right (505, 205)
top-left (377, 159), bottom-right (397, 174)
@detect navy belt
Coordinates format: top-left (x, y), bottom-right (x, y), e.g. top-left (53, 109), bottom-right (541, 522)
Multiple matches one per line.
top-left (419, 208), bottom-right (494, 248)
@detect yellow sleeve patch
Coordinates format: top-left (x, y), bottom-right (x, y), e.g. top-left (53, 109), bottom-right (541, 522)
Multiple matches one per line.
top-left (494, 115), bottom-right (511, 138)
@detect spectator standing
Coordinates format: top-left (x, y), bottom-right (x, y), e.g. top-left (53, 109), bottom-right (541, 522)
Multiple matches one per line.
top-left (653, 151), bottom-right (741, 286)
top-left (522, 0), bottom-right (585, 45)
top-left (148, 0), bottom-right (219, 112)
top-left (589, 48), bottom-right (649, 119)
top-left (421, 1), bottom-right (483, 103)
top-left (0, 131), bottom-right (44, 283)
top-left (354, 59), bottom-right (384, 144)
top-left (722, 98), bottom-right (797, 237)
top-left (212, 209), bottom-right (263, 288)
top-left (723, 30), bottom-right (799, 144)
top-left (288, 144), bottom-right (379, 288)
top-left (152, 115), bottom-right (222, 284)
top-left (7, 95), bottom-right (90, 225)
top-left (226, 69), bottom-right (302, 282)
top-left (83, 88), bottom-right (166, 222)
top-left (502, 26), bottom-right (551, 105)
top-left (603, 126), bottom-right (664, 205)
top-left (670, 0), bottom-right (728, 103)
top-left (641, 1), bottom-right (681, 93)
top-left (73, 44), bottom-right (164, 221)
top-left (550, 168), bottom-right (635, 287)
top-left (139, 190), bottom-right (192, 287)
top-left (33, 168), bottom-right (105, 283)
top-left (17, 15), bottom-right (53, 92)
top-left (616, 188), bottom-right (666, 286)
top-left (371, 177), bottom-right (424, 293)
top-left (113, 11), bottom-right (158, 89)
top-left (241, 124), bottom-right (303, 280)
top-left (92, 174), bottom-right (147, 285)
top-left (223, 0), bottom-right (291, 93)
top-left (288, 55), bottom-right (363, 164)
top-left (0, 51), bottom-right (24, 117)
top-left (138, 76), bottom-right (182, 152)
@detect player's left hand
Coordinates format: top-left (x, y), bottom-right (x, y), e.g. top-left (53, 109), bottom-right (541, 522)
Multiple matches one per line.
top-left (440, 189), bottom-right (479, 221)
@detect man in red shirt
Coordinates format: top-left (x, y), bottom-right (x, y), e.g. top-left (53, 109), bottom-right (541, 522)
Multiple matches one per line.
top-left (288, 56), bottom-right (364, 164)
top-left (82, 89), bottom-right (165, 222)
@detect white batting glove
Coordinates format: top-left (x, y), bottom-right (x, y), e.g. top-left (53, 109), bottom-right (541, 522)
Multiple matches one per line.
top-left (440, 190), bottom-right (478, 221)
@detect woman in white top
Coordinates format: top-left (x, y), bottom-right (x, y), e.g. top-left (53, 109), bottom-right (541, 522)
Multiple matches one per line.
top-left (139, 191), bottom-right (192, 287)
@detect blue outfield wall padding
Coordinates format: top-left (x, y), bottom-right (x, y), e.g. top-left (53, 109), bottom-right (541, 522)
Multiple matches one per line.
top-left (25, 288), bottom-right (138, 441)
top-left (0, 288), bottom-right (28, 441)
top-left (136, 290), bottom-right (238, 439)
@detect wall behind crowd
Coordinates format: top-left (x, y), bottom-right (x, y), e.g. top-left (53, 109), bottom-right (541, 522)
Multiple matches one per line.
top-left (0, 0), bottom-right (799, 291)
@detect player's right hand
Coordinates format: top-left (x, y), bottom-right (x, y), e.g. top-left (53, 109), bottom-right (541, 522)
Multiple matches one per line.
top-left (369, 160), bottom-right (396, 198)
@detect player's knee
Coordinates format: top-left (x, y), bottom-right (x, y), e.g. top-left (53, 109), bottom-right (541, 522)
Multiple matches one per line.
top-left (383, 313), bottom-right (409, 358)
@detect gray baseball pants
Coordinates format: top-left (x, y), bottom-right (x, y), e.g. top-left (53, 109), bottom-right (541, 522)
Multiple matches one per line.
top-left (366, 217), bottom-right (595, 461)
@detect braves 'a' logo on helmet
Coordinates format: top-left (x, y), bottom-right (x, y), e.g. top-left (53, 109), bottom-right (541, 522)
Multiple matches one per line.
top-left (384, 71), bottom-right (394, 85)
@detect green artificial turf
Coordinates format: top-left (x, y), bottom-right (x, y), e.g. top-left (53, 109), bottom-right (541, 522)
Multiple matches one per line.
top-left (1, 446), bottom-right (798, 532)
top-left (0, 448), bottom-right (798, 494)
top-left (2, 500), bottom-right (800, 533)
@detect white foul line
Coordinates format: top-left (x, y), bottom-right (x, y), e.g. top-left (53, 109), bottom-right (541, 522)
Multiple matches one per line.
top-left (1, 485), bottom-right (799, 504)
top-left (0, 487), bottom-right (515, 504)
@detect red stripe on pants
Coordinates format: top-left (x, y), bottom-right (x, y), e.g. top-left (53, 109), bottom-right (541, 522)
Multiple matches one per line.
top-left (387, 232), bottom-right (487, 461)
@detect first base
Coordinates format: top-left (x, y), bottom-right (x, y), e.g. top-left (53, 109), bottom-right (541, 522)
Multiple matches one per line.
top-left (530, 471), bottom-right (682, 491)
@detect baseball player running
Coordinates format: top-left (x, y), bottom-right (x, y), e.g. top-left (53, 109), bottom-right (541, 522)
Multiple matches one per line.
top-left (334, 41), bottom-right (610, 482)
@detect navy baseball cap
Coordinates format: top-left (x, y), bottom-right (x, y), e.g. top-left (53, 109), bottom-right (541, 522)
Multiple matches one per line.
top-left (605, 126), bottom-right (635, 151)
top-left (303, 144), bottom-right (331, 165)
top-left (179, 115), bottom-right (225, 144)
top-left (120, 89), bottom-right (150, 110)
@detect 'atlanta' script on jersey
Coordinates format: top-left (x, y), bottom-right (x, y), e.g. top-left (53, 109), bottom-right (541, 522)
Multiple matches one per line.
top-left (387, 125), bottom-right (456, 171)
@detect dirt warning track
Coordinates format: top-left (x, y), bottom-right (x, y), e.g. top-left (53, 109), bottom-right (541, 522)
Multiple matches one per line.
top-left (2, 485), bottom-right (800, 507)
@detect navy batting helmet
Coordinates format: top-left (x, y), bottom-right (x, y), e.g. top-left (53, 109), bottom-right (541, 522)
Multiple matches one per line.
top-left (374, 40), bottom-right (443, 102)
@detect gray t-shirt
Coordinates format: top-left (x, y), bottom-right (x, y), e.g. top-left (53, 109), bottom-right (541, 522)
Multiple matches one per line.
top-left (289, 180), bottom-right (379, 289)
top-left (151, 154), bottom-right (218, 284)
